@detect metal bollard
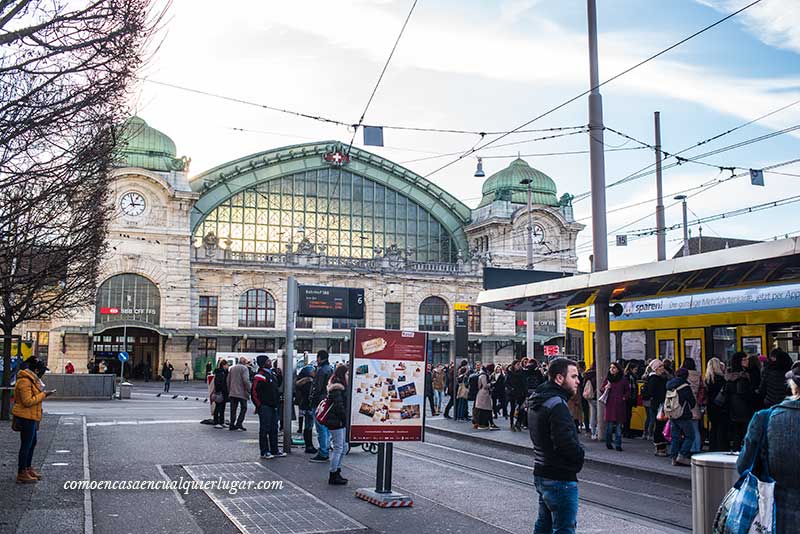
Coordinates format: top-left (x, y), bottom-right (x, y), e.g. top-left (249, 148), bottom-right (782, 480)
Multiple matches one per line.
top-left (119, 382), bottom-right (133, 399)
top-left (691, 452), bottom-right (739, 534)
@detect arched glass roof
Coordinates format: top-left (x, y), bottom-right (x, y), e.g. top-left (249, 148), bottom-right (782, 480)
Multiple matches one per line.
top-left (190, 142), bottom-right (471, 263)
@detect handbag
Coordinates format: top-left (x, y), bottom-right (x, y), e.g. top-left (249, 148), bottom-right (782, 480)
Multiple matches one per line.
top-left (663, 419), bottom-right (672, 443)
top-left (724, 409), bottom-right (776, 534)
top-left (582, 380), bottom-right (594, 400)
top-left (598, 387), bottom-right (609, 405)
top-left (213, 393), bottom-right (223, 404)
top-left (12, 416), bottom-right (22, 432)
top-left (457, 382), bottom-right (469, 400)
top-left (713, 388), bottom-right (727, 408)
top-left (315, 397), bottom-right (333, 426)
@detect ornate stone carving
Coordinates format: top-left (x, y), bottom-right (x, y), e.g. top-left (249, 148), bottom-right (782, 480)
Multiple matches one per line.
top-left (296, 237), bottom-right (316, 255)
top-left (203, 232), bottom-right (218, 257)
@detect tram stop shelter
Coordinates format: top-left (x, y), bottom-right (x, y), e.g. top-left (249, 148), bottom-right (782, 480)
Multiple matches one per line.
top-left (478, 237), bottom-right (800, 313)
top-left (478, 237), bottom-right (800, 366)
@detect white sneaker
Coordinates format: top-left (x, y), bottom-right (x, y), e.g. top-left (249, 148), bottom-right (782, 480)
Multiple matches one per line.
top-left (214, 424), bottom-right (223, 429)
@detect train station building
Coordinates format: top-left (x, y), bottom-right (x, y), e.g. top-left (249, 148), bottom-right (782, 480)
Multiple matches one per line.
top-left (22, 117), bottom-right (584, 377)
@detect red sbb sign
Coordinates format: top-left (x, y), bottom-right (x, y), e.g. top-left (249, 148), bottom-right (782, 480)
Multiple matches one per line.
top-left (543, 345), bottom-right (560, 356)
top-left (100, 307), bottom-right (120, 315)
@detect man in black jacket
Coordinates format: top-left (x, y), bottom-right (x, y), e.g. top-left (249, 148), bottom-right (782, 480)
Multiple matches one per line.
top-left (253, 356), bottom-right (285, 459)
top-left (309, 350), bottom-right (333, 463)
top-left (528, 357), bottom-right (584, 534)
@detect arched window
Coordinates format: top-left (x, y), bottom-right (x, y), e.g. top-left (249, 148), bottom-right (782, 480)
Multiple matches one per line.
top-left (419, 296), bottom-right (449, 332)
top-left (238, 289), bottom-right (276, 328)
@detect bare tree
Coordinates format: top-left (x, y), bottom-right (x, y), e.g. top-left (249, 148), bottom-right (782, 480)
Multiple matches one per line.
top-left (0, 0), bottom-right (163, 419)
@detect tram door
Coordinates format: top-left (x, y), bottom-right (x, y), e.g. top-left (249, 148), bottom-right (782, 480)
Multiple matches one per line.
top-left (655, 330), bottom-right (677, 361)
top-left (679, 328), bottom-right (705, 370)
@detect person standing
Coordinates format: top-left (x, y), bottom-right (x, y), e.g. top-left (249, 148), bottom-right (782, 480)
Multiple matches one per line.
top-left (583, 363), bottom-right (598, 440)
top-left (13, 358), bottom-right (55, 483)
top-left (425, 364), bottom-right (437, 416)
top-left (508, 360), bottom-right (528, 431)
top-left (212, 360), bottom-right (229, 428)
top-left (646, 360), bottom-right (669, 456)
top-left (205, 360), bottom-right (213, 377)
top-left (253, 356), bottom-right (285, 459)
top-left (474, 364), bottom-right (498, 429)
top-left (325, 364), bottom-right (350, 485)
top-left (666, 368), bottom-right (697, 466)
top-left (64, 361), bottom-right (75, 374)
top-left (309, 350), bottom-right (333, 463)
top-left (704, 357), bottom-right (728, 451)
top-left (758, 349), bottom-right (793, 408)
top-left (528, 358), bottom-right (585, 534)
top-left (600, 361), bottom-right (630, 451)
top-left (161, 360), bottom-right (174, 392)
top-left (295, 364), bottom-right (317, 453)
top-left (681, 358), bottom-right (705, 453)
top-left (726, 351), bottom-right (755, 450)
top-left (491, 364), bottom-right (507, 419)
top-left (432, 363), bottom-right (445, 415)
top-left (735, 363), bottom-right (800, 533)
top-left (226, 356), bottom-right (252, 431)
top-left (183, 362), bottom-right (191, 383)
top-left (622, 362), bottom-right (638, 438)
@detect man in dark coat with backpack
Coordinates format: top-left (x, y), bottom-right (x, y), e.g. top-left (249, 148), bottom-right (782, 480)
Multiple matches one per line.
top-left (665, 367), bottom-right (697, 466)
top-left (309, 350), bottom-right (333, 463)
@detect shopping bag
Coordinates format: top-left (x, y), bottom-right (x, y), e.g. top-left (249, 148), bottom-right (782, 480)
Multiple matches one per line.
top-left (712, 487), bottom-right (736, 534)
top-left (724, 409), bottom-right (776, 534)
top-left (662, 419), bottom-right (672, 443)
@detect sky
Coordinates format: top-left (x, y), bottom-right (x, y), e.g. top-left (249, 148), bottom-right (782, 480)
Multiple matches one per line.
top-left (133, 0), bottom-right (800, 272)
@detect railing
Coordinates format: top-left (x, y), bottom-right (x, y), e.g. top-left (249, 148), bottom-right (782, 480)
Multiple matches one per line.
top-left (193, 247), bottom-right (481, 276)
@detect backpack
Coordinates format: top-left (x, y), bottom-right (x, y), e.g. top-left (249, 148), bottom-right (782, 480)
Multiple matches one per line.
top-left (664, 383), bottom-right (689, 420)
top-left (315, 397), bottom-right (333, 426)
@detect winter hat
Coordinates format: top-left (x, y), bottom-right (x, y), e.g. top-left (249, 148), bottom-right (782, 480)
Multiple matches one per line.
top-left (650, 359), bottom-right (664, 372)
top-left (256, 355), bottom-right (269, 368)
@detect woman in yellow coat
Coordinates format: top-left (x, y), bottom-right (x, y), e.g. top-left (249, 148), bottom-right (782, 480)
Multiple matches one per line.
top-left (12, 358), bottom-right (55, 484)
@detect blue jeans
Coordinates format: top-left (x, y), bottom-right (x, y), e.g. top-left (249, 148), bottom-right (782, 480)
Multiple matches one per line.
top-left (690, 419), bottom-right (701, 453)
top-left (533, 476), bottom-right (578, 534)
top-left (434, 390), bottom-right (444, 412)
top-left (329, 427), bottom-right (346, 472)
top-left (670, 419), bottom-right (695, 459)
top-left (455, 398), bottom-right (468, 420)
top-left (258, 406), bottom-right (279, 455)
top-left (643, 404), bottom-right (657, 437)
top-left (605, 422), bottom-right (622, 449)
top-left (314, 418), bottom-right (330, 457)
top-left (17, 418), bottom-right (37, 472)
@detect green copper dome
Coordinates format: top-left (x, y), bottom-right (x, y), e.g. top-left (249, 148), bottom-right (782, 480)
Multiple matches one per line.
top-left (115, 116), bottom-right (187, 172)
top-left (477, 158), bottom-right (559, 208)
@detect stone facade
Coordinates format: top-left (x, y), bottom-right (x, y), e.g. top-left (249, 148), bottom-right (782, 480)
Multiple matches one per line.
top-left (20, 124), bottom-right (582, 378)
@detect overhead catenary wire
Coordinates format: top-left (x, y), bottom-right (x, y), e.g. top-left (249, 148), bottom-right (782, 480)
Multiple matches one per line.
top-left (573, 93), bottom-right (800, 202)
top-left (347, 0), bottom-right (419, 154)
top-left (422, 0), bottom-right (765, 178)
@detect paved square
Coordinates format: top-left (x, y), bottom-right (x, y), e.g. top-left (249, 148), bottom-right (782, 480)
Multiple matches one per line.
top-left (184, 462), bottom-right (366, 534)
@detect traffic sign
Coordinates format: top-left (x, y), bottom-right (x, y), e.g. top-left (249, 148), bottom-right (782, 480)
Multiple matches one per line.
top-left (118, 351), bottom-right (129, 362)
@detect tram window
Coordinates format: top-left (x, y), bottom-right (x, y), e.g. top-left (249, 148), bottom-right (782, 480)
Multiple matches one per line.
top-left (658, 340), bottom-right (675, 360)
top-left (712, 327), bottom-right (737, 364)
top-left (566, 328), bottom-right (584, 360)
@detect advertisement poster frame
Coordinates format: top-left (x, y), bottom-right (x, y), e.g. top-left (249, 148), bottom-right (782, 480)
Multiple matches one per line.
top-left (348, 328), bottom-right (427, 443)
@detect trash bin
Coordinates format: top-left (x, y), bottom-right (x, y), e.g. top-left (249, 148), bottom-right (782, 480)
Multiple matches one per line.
top-left (119, 382), bottom-right (132, 399)
top-left (691, 452), bottom-right (739, 534)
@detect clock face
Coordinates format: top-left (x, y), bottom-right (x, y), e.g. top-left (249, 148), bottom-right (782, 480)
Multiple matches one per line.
top-left (532, 223), bottom-right (546, 244)
top-left (120, 191), bottom-right (146, 217)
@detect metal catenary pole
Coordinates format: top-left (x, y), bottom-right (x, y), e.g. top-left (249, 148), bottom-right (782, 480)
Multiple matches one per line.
top-left (283, 276), bottom-right (298, 453)
top-left (524, 179), bottom-right (535, 360)
top-left (654, 111), bottom-right (666, 261)
top-left (587, 0), bottom-right (610, 440)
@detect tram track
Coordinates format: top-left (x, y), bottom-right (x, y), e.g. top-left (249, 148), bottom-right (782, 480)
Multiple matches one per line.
top-left (392, 442), bottom-right (691, 533)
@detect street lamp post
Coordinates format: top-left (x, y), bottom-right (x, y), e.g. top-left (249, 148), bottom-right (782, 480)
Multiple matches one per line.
top-left (520, 177), bottom-right (535, 359)
top-left (674, 195), bottom-right (690, 257)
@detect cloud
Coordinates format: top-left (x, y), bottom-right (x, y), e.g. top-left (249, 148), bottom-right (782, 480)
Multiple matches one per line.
top-left (697, 0), bottom-right (800, 53)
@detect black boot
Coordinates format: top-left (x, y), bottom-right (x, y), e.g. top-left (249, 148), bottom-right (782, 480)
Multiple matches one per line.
top-left (328, 470), bottom-right (347, 485)
top-left (336, 469), bottom-right (348, 483)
